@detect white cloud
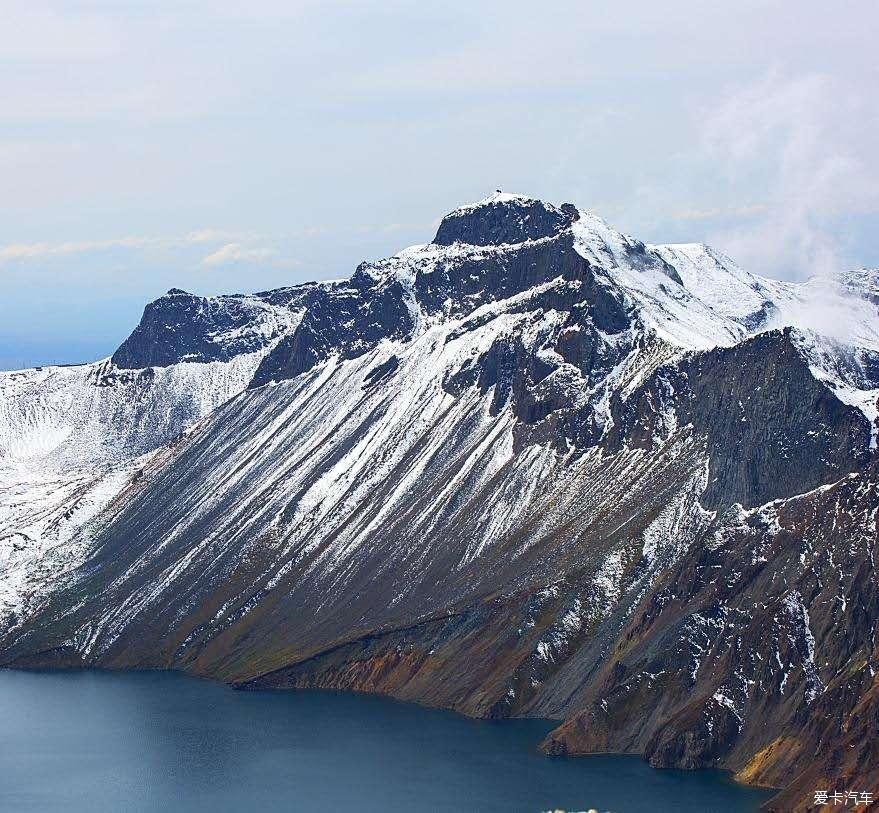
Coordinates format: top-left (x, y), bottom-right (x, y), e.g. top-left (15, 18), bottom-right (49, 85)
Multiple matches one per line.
top-left (201, 243), bottom-right (278, 266)
top-left (0, 236), bottom-right (165, 261)
top-left (1, 1), bottom-right (878, 294)
top-left (0, 230), bottom-right (268, 263)
top-left (673, 204), bottom-right (768, 222)
top-left (185, 228), bottom-right (260, 244)
top-left (700, 72), bottom-right (879, 279)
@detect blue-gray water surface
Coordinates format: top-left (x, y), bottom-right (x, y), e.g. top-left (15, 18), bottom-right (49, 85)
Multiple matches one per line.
top-left (0, 669), bottom-right (772, 812)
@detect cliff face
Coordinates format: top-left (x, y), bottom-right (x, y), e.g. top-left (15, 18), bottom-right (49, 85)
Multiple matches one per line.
top-left (607, 330), bottom-right (872, 508)
top-left (112, 286), bottom-right (310, 368)
top-left (541, 463), bottom-right (878, 809)
top-left (432, 193), bottom-right (578, 247)
top-left (2, 193), bottom-right (878, 812)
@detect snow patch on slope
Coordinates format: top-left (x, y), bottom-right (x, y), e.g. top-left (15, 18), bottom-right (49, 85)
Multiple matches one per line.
top-left (0, 330), bottom-right (293, 629)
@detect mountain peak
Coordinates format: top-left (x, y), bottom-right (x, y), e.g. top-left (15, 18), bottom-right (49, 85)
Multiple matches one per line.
top-left (111, 289), bottom-right (304, 369)
top-left (433, 192), bottom-right (578, 247)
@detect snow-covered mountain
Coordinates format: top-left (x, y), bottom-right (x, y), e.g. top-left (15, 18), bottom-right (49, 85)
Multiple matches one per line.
top-left (0, 286), bottom-right (313, 623)
top-left (2, 192), bottom-right (877, 811)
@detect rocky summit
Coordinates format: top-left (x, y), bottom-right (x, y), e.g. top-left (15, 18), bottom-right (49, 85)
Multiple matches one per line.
top-left (1, 193), bottom-right (878, 812)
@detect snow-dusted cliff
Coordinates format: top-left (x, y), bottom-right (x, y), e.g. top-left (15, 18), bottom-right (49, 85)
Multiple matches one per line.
top-left (0, 288), bottom-right (311, 623)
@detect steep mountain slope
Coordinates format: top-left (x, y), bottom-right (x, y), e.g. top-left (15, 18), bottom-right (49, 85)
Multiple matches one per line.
top-left (2, 193), bottom-right (877, 811)
top-left (0, 286), bottom-right (312, 626)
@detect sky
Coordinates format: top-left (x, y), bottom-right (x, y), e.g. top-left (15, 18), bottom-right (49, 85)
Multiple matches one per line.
top-left (1, 1), bottom-right (877, 369)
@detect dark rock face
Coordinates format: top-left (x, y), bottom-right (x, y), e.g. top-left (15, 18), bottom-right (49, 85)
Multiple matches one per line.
top-left (250, 271), bottom-right (414, 388)
top-left (416, 232), bottom-right (627, 323)
top-left (685, 332), bottom-right (871, 508)
top-left (432, 196), bottom-right (578, 247)
top-left (607, 329), bottom-right (872, 508)
top-left (112, 287), bottom-right (312, 368)
top-left (431, 243), bottom-right (634, 452)
top-left (540, 463), bottom-right (879, 812)
top-left (362, 355), bottom-right (400, 389)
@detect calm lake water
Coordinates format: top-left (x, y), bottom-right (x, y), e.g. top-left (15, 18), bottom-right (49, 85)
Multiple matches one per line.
top-left (0, 669), bottom-right (771, 812)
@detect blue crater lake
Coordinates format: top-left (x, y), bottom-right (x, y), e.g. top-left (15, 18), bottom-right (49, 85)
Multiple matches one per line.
top-left (0, 669), bottom-right (771, 812)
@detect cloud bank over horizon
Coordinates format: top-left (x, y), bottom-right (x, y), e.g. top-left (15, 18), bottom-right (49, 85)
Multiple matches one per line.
top-left (1, 0), bottom-right (877, 368)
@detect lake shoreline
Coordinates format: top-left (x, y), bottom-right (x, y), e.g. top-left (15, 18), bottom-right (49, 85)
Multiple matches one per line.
top-left (1, 664), bottom-right (777, 812)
